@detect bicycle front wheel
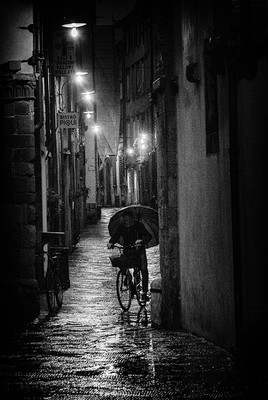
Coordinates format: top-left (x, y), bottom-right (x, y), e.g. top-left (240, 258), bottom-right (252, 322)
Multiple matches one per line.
top-left (45, 267), bottom-right (57, 313)
top-left (55, 273), bottom-right (63, 308)
top-left (134, 269), bottom-right (144, 306)
top-left (116, 269), bottom-right (132, 311)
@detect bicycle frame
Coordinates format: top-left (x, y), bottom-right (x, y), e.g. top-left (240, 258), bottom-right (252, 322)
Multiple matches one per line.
top-left (109, 244), bottom-right (147, 311)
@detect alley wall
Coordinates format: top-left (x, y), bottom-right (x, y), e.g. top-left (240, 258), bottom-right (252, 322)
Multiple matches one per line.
top-left (175, 1), bottom-right (236, 350)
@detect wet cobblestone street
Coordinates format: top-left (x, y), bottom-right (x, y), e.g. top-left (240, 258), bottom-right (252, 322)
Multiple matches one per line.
top-left (0, 208), bottom-right (261, 399)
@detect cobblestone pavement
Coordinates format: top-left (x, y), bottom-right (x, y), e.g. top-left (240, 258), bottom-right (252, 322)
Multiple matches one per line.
top-left (0, 208), bottom-right (263, 399)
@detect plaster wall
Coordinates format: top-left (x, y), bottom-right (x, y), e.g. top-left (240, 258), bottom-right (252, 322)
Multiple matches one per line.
top-left (237, 58), bottom-right (267, 337)
top-left (175, 5), bottom-right (236, 350)
top-left (0, 1), bottom-right (33, 73)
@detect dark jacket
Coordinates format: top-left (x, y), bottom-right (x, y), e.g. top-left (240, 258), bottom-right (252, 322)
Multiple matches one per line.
top-left (109, 221), bottom-right (152, 250)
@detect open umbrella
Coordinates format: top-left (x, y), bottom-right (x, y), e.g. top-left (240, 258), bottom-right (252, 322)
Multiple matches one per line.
top-left (108, 205), bottom-right (159, 249)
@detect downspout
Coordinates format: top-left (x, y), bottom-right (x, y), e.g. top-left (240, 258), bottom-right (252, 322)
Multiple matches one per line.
top-left (34, 1), bottom-right (44, 133)
top-left (33, 1), bottom-right (44, 253)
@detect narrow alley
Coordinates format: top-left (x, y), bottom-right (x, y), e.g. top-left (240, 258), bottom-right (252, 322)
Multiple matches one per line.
top-left (0, 208), bottom-right (257, 399)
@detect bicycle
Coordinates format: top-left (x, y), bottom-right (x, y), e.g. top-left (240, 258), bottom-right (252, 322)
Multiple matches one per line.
top-left (43, 250), bottom-right (63, 313)
top-left (109, 245), bottom-right (149, 311)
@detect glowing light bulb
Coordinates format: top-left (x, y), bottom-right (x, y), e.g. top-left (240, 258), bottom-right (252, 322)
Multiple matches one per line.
top-left (92, 125), bottom-right (100, 133)
top-left (74, 71), bottom-right (88, 84)
top-left (71, 27), bottom-right (78, 38)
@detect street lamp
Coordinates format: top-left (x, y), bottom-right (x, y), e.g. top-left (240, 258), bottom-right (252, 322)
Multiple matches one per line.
top-left (81, 90), bottom-right (95, 101)
top-left (62, 22), bottom-right (86, 38)
top-left (83, 111), bottom-right (94, 119)
top-left (75, 71), bottom-right (88, 84)
top-left (126, 148), bottom-right (134, 156)
top-left (92, 125), bottom-right (100, 134)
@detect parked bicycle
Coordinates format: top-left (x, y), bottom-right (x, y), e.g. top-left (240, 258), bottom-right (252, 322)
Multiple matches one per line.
top-left (43, 249), bottom-right (63, 313)
top-left (109, 245), bottom-right (149, 311)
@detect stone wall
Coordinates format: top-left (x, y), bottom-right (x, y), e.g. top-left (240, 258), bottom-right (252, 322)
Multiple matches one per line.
top-left (1, 72), bottom-right (39, 326)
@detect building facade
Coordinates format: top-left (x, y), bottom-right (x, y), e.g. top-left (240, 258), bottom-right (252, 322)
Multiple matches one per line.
top-left (116, 0), bottom-right (267, 363)
top-left (150, 0), bottom-right (267, 361)
top-left (116, 3), bottom-right (157, 208)
top-left (94, 24), bottom-right (121, 208)
top-left (1, 0), bottom-right (267, 367)
top-left (0, 0), bottom-right (98, 324)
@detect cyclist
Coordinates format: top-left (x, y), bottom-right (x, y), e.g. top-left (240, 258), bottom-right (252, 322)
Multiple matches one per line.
top-left (107, 209), bottom-right (152, 301)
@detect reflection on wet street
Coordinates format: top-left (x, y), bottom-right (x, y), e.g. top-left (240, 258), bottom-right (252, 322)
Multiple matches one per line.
top-left (0, 208), bottom-right (249, 399)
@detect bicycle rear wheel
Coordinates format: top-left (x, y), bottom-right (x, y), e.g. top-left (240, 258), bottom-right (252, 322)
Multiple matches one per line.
top-left (116, 269), bottom-right (132, 311)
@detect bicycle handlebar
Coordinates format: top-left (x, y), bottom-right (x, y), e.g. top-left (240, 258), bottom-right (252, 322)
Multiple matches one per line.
top-left (108, 243), bottom-right (143, 250)
top-left (36, 250), bottom-right (62, 259)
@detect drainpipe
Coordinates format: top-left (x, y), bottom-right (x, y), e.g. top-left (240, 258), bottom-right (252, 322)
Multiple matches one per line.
top-left (33, 2), bottom-right (45, 252)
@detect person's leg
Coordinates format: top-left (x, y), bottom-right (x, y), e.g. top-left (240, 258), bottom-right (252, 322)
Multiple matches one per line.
top-left (140, 253), bottom-right (149, 293)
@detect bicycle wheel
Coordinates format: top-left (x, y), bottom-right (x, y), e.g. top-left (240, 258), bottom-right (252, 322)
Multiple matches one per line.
top-left (55, 273), bottom-right (63, 308)
top-left (45, 267), bottom-right (57, 312)
top-left (116, 269), bottom-right (132, 311)
top-left (52, 256), bottom-right (63, 308)
top-left (134, 269), bottom-right (145, 306)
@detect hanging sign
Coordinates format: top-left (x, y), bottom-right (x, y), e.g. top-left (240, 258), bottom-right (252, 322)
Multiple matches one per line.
top-left (57, 112), bottom-right (79, 128)
top-left (53, 31), bottom-right (77, 76)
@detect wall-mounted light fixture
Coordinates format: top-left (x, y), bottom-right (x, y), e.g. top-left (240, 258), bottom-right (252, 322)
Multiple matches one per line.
top-left (19, 24), bottom-right (34, 33)
top-left (92, 125), bottom-right (100, 134)
top-left (81, 90), bottom-right (95, 101)
top-left (75, 71), bottom-right (88, 76)
top-left (75, 71), bottom-right (88, 84)
top-left (83, 111), bottom-right (94, 119)
top-left (126, 148), bottom-right (135, 156)
top-left (62, 22), bottom-right (86, 38)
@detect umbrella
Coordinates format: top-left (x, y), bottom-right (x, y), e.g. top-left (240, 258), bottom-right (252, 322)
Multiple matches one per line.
top-left (108, 205), bottom-right (159, 249)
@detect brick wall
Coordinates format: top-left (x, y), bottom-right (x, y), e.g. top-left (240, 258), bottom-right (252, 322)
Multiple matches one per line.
top-left (1, 73), bottom-right (39, 326)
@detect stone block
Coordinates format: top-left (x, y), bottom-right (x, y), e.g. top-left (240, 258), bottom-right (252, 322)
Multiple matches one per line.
top-left (17, 115), bottom-right (34, 134)
top-left (13, 176), bottom-right (35, 193)
top-left (4, 102), bottom-right (15, 116)
top-left (14, 148), bottom-right (35, 162)
top-left (3, 116), bottom-right (18, 135)
top-left (16, 192), bottom-right (36, 204)
top-left (3, 204), bottom-right (25, 225)
top-left (27, 205), bottom-right (36, 224)
top-left (15, 101), bottom-right (31, 115)
top-left (15, 162), bottom-right (34, 176)
top-left (3, 249), bottom-right (35, 278)
top-left (21, 225), bottom-right (36, 248)
top-left (5, 134), bottom-right (35, 148)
